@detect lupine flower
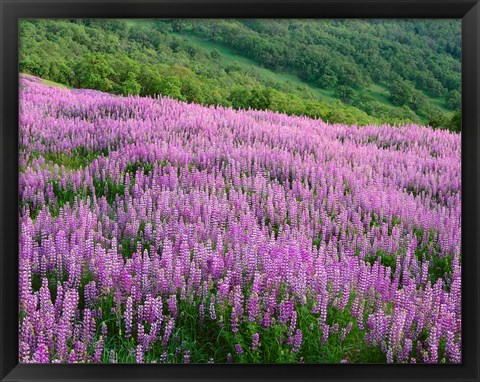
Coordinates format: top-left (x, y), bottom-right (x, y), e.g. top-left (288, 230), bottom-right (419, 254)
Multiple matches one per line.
top-left (18, 75), bottom-right (461, 364)
top-left (159, 352), bottom-right (167, 364)
top-left (251, 333), bottom-right (260, 351)
top-left (292, 329), bottom-right (303, 353)
top-left (136, 344), bottom-right (144, 364)
top-left (33, 339), bottom-right (50, 363)
top-left (124, 297), bottom-right (133, 337)
top-left (93, 337), bottom-right (104, 363)
top-left (109, 350), bottom-right (117, 364)
top-left (235, 344), bottom-right (243, 355)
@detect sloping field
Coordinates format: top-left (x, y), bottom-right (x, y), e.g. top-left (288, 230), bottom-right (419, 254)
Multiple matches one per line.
top-left (19, 74), bottom-right (461, 364)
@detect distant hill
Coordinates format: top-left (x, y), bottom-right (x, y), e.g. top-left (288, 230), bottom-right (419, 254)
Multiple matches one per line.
top-left (19, 19), bottom-right (461, 130)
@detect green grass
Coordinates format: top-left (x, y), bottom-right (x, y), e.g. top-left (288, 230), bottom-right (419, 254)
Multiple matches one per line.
top-left (170, 32), bottom-right (337, 102)
top-left (367, 83), bottom-right (454, 122)
top-left (41, 77), bottom-right (72, 89)
top-left (20, 72), bottom-right (72, 89)
top-left (429, 96), bottom-right (453, 116)
top-left (92, 293), bottom-right (388, 364)
top-left (367, 83), bottom-right (394, 105)
top-left (172, 32), bottom-right (455, 124)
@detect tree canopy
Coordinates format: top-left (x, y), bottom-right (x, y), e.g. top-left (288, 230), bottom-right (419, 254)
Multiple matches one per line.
top-left (19, 18), bottom-right (461, 130)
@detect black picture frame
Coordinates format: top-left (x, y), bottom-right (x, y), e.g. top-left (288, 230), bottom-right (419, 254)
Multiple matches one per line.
top-left (1, 1), bottom-right (479, 381)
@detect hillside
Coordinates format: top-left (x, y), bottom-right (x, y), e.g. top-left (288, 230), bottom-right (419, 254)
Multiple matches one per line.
top-left (19, 74), bottom-right (461, 363)
top-left (19, 19), bottom-right (461, 130)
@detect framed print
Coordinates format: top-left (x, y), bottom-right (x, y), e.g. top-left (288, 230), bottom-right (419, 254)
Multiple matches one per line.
top-left (1, 0), bottom-right (479, 381)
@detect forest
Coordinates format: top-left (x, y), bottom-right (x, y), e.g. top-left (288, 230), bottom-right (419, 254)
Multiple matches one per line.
top-left (19, 18), bottom-right (461, 130)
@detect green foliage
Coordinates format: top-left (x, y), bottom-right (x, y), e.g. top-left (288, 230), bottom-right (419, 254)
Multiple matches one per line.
top-left (336, 85), bottom-right (356, 104)
top-left (227, 87), bottom-right (252, 110)
top-left (446, 90), bottom-right (461, 110)
top-left (94, 292), bottom-right (387, 364)
top-left (125, 160), bottom-right (155, 176)
top-left (74, 53), bottom-right (115, 92)
top-left (19, 18), bottom-right (461, 130)
top-left (429, 255), bottom-right (454, 287)
top-left (427, 110), bottom-right (451, 130)
top-left (364, 250), bottom-right (397, 273)
top-left (449, 111), bottom-right (461, 132)
top-left (414, 229), bottom-right (455, 290)
top-left (43, 147), bottom-right (101, 170)
top-left (410, 90), bottom-right (429, 113)
top-left (389, 78), bottom-right (415, 106)
top-left (180, 75), bottom-right (206, 103)
top-left (210, 49), bottom-right (222, 59)
top-left (159, 76), bottom-right (184, 99)
top-left (119, 71), bottom-right (141, 96)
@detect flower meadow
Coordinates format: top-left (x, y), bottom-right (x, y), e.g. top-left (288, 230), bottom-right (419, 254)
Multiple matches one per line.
top-left (19, 74), bottom-right (461, 364)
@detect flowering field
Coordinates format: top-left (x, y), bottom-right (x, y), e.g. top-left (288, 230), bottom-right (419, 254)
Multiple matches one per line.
top-left (19, 74), bottom-right (461, 364)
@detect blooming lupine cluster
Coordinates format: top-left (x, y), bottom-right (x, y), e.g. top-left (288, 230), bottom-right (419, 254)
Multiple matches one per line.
top-left (19, 74), bottom-right (461, 363)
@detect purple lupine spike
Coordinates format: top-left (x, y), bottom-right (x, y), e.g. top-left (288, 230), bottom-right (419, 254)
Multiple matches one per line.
top-left (209, 297), bottom-right (216, 321)
top-left (167, 295), bottom-right (178, 318)
top-left (162, 317), bottom-right (175, 347)
top-left (292, 329), bottom-right (303, 353)
top-left (136, 344), bottom-right (144, 364)
top-left (67, 349), bottom-right (77, 364)
top-left (183, 350), bottom-right (191, 364)
top-left (124, 296), bottom-right (133, 337)
top-left (235, 344), bottom-right (243, 355)
top-left (18, 74), bottom-right (461, 365)
top-left (32, 334), bottom-right (50, 364)
top-left (93, 337), bottom-right (104, 363)
top-left (251, 333), bottom-right (260, 351)
top-left (109, 349), bottom-right (117, 364)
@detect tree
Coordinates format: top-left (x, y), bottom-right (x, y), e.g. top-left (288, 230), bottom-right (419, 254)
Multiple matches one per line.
top-left (318, 67), bottom-right (338, 89)
top-left (410, 90), bottom-right (429, 113)
top-left (74, 53), bottom-right (115, 92)
top-left (158, 76), bottom-right (184, 100)
top-left (119, 71), bottom-right (141, 96)
top-left (449, 111), bottom-right (461, 132)
top-left (446, 90), bottom-right (461, 110)
top-left (336, 85), bottom-right (356, 104)
top-left (423, 76), bottom-right (445, 97)
top-left (228, 87), bottom-right (252, 110)
top-left (180, 76), bottom-right (206, 103)
top-left (210, 50), bottom-right (221, 60)
top-left (389, 79), bottom-right (414, 106)
top-left (248, 87), bottom-right (272, 110)
top-left (137, 66), bottom-right (162, 96)
top-left (427, 109), bottom-right (449, 129)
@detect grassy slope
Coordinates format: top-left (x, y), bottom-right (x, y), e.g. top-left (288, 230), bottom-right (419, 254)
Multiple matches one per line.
top-left (41, 77), bottom-right (72, 89)
top-left (170, 31), bottom-right (454, 124)
top-left (430, 97), bottom-right (453, 115)
top-left (170, 32), bottom-right (338, 102)
top-left (367, 83), bottom-right (393, 105)
top-left (172, 20), bottom-right (457, 121)
top-left (27, 19), bottom-right (453, 125)
top-left (368, 83), bottom-right (452, 117)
